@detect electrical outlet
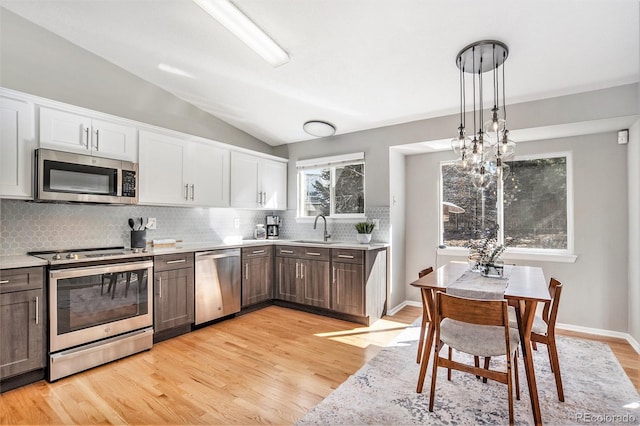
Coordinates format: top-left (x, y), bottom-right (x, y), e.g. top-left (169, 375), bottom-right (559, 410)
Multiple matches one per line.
top-left (618, 129), bottom-right (629, 145)
top-left (233, 218), bottom-right (240, 229)
top-left (146, 217), bottom-right (157, 230)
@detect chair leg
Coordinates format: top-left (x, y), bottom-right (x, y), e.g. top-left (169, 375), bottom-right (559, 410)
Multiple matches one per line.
top-left (428, 342), bottom-right (441, 412)
top-left (416, 313), bottom-right (428, 363)
top-left (447, 347), bottom-right (452, 381)
top-left (514, 349), bottom-right (520, 401)
top-left (108, 275), bottom-right (117, 299)
top-left (532, 341), bottom-right (538, 351)
top-left (547, 337), bottom-right (565, 402)
top-left (507, 354), bottom-right (514, 425)
top-left (483, 357), bottom-right (490, 383)
top-left (474, 356), bottom-right (480, 379)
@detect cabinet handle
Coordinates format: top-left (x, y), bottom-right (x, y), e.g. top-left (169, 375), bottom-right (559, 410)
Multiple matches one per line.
top-left (338, 254), bottom-right (355, 259)
top-left (296, 262), bottom-right (299, 279)
top-left (263, 191), bottom-right (267, 205)
top-left (185, 184), bottom-right (189, 200)
top-left (300, 263), bottom-right (305, 279)
top-left (333, 266), bottom-right (336, 284)
top-left (190, 184), bottom-right (195, 201)
top-left (244, 263), bottom-right (249, 280)
top-left (158, 276), bottom-right (162, 298)
top-left (0, 280), bottom-right (9, 284)
top-left (280, 249), bottom-right (294, 254)
top-left (252, 249), bottom-right (266, 254)
top-left (95, 129), bottom-right (100, 151)
top-left (306, 252), bottom-right (321, 256)
top-left (166, 259), bottom-right (186, 264)
top-left (35, 296), bottom-right (39, 325)
top-left (84, 127), bottom-right (90, 148)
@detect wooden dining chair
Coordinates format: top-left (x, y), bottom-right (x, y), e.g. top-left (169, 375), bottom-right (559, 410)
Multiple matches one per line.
top-left (416, 266), bottom-right (434, 363)
top-left (428, 292), bottom-right (521, 425)
top-left (508, 277), bottom-right (564, 402)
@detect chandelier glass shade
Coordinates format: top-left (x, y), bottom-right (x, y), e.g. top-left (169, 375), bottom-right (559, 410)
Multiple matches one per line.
top-left (451, 40), bottom-right (514, 189)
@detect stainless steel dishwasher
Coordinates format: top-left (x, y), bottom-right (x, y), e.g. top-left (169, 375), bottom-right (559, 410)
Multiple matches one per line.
top-left (195, 248), bottom-right (241, 325)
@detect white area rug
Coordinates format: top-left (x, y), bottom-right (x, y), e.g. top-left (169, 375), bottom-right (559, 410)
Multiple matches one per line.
top-left (298, 323), bottom-right (640, 425)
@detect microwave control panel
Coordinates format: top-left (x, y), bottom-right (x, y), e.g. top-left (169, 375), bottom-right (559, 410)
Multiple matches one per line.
top-left (121, 170), bottom-right (137, 197)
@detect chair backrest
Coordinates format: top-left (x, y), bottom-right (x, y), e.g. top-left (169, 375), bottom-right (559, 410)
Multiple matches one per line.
top-left (418, 266), bottom-right (434, 278)
top-left (435, 291), bottom-right (508, 327)
top-left (542, 278), bottom-right (563, 328)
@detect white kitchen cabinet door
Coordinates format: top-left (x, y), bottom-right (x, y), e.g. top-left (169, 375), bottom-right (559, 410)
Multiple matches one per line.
top-left (90, 119), bottom-right (137, 162)
top-left (138, 130), bottom-right (189, 205)
top-left (39, 107), bottom-right (137, 162)
top-left (230, 151), bottom-right (260, 208)
top-left (39, 107), bottom-right (91, 155)
top-left (0, 95), bottom-right (35, 199)
top-left (189, 142), bottom-right (230, 207)
top-left (261, 159), bottom-right (287, 209)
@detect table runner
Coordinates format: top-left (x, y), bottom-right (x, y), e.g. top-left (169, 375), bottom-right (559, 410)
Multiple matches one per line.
top-left (447, 267), bottom-right (511, 300)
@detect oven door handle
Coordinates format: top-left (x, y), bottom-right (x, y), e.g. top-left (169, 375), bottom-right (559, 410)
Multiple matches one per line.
top-left (49, 260), bottom-right (154, 279)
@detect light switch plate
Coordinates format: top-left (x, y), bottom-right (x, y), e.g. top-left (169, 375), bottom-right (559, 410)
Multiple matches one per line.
top-left (618, 129), bottom-right (629, 145)
top-left (146, 217), bottom-right (157, 229)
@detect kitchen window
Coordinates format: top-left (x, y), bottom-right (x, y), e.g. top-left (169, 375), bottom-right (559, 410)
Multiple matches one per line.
top-left (297, 152), bottom-right (366, 218)
top-left (440, 153), bottom-right (573, 255)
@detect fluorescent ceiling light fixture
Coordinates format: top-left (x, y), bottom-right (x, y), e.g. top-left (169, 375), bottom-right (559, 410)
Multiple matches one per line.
top-left (193, 0), bottom-right (290, 67)
top-left (158, 63), bottom-right (194, 78)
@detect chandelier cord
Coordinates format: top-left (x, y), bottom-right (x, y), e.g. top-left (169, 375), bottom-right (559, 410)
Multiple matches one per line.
top-left (502, 50), bottom-right (507, 121)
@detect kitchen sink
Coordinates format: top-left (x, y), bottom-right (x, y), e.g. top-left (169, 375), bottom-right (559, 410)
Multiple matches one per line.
top-left (291, 239), bottom-right (341, 245)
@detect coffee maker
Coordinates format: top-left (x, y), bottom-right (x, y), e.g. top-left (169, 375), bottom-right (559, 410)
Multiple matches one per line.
top-left (266, 215), bottom-right (281, 239)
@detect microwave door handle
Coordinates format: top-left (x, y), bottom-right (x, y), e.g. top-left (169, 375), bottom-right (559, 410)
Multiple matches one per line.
top-left (95, 129), bottom-right (99, 151)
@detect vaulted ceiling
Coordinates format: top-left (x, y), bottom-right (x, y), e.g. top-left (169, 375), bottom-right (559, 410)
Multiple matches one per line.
top-left (3, 0), bottom-right (638, 146)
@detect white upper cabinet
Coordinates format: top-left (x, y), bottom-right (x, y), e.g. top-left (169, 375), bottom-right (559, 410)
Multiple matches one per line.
top-left (138, 130), bottom-right (230, 207)
top-left (189, 142), bottom-right (230, 207)
top-left (0, 94), bottom-right (35, 199)
top-left (230, 151), bottom-right (287, 209)
top-left (39, 107), bottom-right (137, 162)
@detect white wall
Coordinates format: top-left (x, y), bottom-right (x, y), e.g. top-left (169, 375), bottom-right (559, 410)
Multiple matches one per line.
top-left (405, 132), bottom-right (630, 333)
top-left (0, 7), bottom-right (273, 155)
top-left (389, 149), bottom-right (407, 309)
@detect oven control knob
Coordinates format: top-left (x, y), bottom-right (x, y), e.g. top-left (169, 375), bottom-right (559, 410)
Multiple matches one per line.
top-left (52, 253), bottom-right (62, 260)
top-left (132, 248), bottom-right (140, 254)
top-left (66, 252), bottom-right (77, 259)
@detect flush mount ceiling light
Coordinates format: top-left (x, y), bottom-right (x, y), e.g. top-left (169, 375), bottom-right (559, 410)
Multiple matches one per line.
top-left (303, 120), bottom-right (336, 138)
top-left (451, 40), bottom-right (515, 190)
top-left (192, 0), bottom-right (290, 67)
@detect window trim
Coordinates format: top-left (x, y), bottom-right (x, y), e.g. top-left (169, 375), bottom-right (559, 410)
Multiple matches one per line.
top-left (296, 152), bottom-right (366, 219)
top-left (439, 150), bottom-right (575, 259)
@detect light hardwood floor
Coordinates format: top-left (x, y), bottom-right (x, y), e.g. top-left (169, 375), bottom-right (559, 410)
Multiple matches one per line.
top-left (0, 305), bottom-right (637, 424)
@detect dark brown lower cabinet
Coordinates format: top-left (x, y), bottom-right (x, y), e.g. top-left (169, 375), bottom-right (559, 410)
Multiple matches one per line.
top-left (242, 246), bottom-right (273, 307)
top-left (331, 261), bottom-right (365, 316)
top-left (154, 254), bottom-right (194, 339)
top-left (0, 267), bottom-right (46, 383)
top-left (275, 246), bottom-right (330, 309)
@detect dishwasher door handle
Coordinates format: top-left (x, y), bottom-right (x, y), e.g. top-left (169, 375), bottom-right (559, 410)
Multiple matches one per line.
top-left (196, 251), bottom-right (241, 259)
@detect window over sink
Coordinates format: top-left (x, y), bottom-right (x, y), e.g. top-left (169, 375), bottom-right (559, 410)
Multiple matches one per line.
top-left (441, 152), bottom-right (573, 254)
top-left (296, 152), bottom-right (366, 219)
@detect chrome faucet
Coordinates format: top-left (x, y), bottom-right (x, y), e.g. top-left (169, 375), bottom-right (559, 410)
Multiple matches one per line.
top-left (313, 214), bottom-right (331, 242)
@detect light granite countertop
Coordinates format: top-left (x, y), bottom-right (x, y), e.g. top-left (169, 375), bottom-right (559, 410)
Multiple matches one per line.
top-left (1, 239), bottom-right (389, 268)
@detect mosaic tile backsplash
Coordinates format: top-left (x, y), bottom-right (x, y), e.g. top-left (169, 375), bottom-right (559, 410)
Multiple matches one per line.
top-left (0, 199), bottom-right (389, 255)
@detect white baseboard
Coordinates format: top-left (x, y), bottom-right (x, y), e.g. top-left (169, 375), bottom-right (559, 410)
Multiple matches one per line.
top-left (388, 300), bottom-right (640, 355)
top-left (557, 322), bottom-right (640, 355)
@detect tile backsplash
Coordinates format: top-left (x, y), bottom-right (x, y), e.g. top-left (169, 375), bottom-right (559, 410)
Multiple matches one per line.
top-left (0, 200), bottom-right (389, 255)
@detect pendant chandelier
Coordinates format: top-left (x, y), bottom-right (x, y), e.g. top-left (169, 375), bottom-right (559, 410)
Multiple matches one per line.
top-left (451, 40), bottom-right (515, 189)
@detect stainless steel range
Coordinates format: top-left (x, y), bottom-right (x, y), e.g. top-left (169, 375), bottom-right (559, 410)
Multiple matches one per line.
top-left (29, 247), bottom-right (154, 381)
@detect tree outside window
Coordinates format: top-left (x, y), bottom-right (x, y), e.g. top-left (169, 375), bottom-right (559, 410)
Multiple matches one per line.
top-left (441, 155), bottom-right (568, 250)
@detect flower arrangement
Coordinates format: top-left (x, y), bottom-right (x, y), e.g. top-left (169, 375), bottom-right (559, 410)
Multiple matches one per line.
top-left (466, 225), bottom-right (513, 275)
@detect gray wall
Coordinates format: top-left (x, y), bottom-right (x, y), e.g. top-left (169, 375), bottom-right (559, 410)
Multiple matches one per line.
top-left (629, 119), bottom-right (640, 344)
top-left (389, 149), bottom-right (407, 309)
top-left (0, 7), bottom-right (273, 155)
top-left (405, 133), bottom-right (630, 333)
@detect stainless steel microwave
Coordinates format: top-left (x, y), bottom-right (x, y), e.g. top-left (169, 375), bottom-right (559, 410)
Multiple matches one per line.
top-left (35, 149), bottom-right (138, 204)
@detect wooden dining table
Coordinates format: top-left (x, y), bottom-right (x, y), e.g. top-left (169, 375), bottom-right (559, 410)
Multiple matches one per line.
top-left (410, 261), bottom-right (551, 426)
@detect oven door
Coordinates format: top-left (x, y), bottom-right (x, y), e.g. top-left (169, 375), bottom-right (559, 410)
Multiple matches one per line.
top-left (49, 260), bottom-right (154, 352)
